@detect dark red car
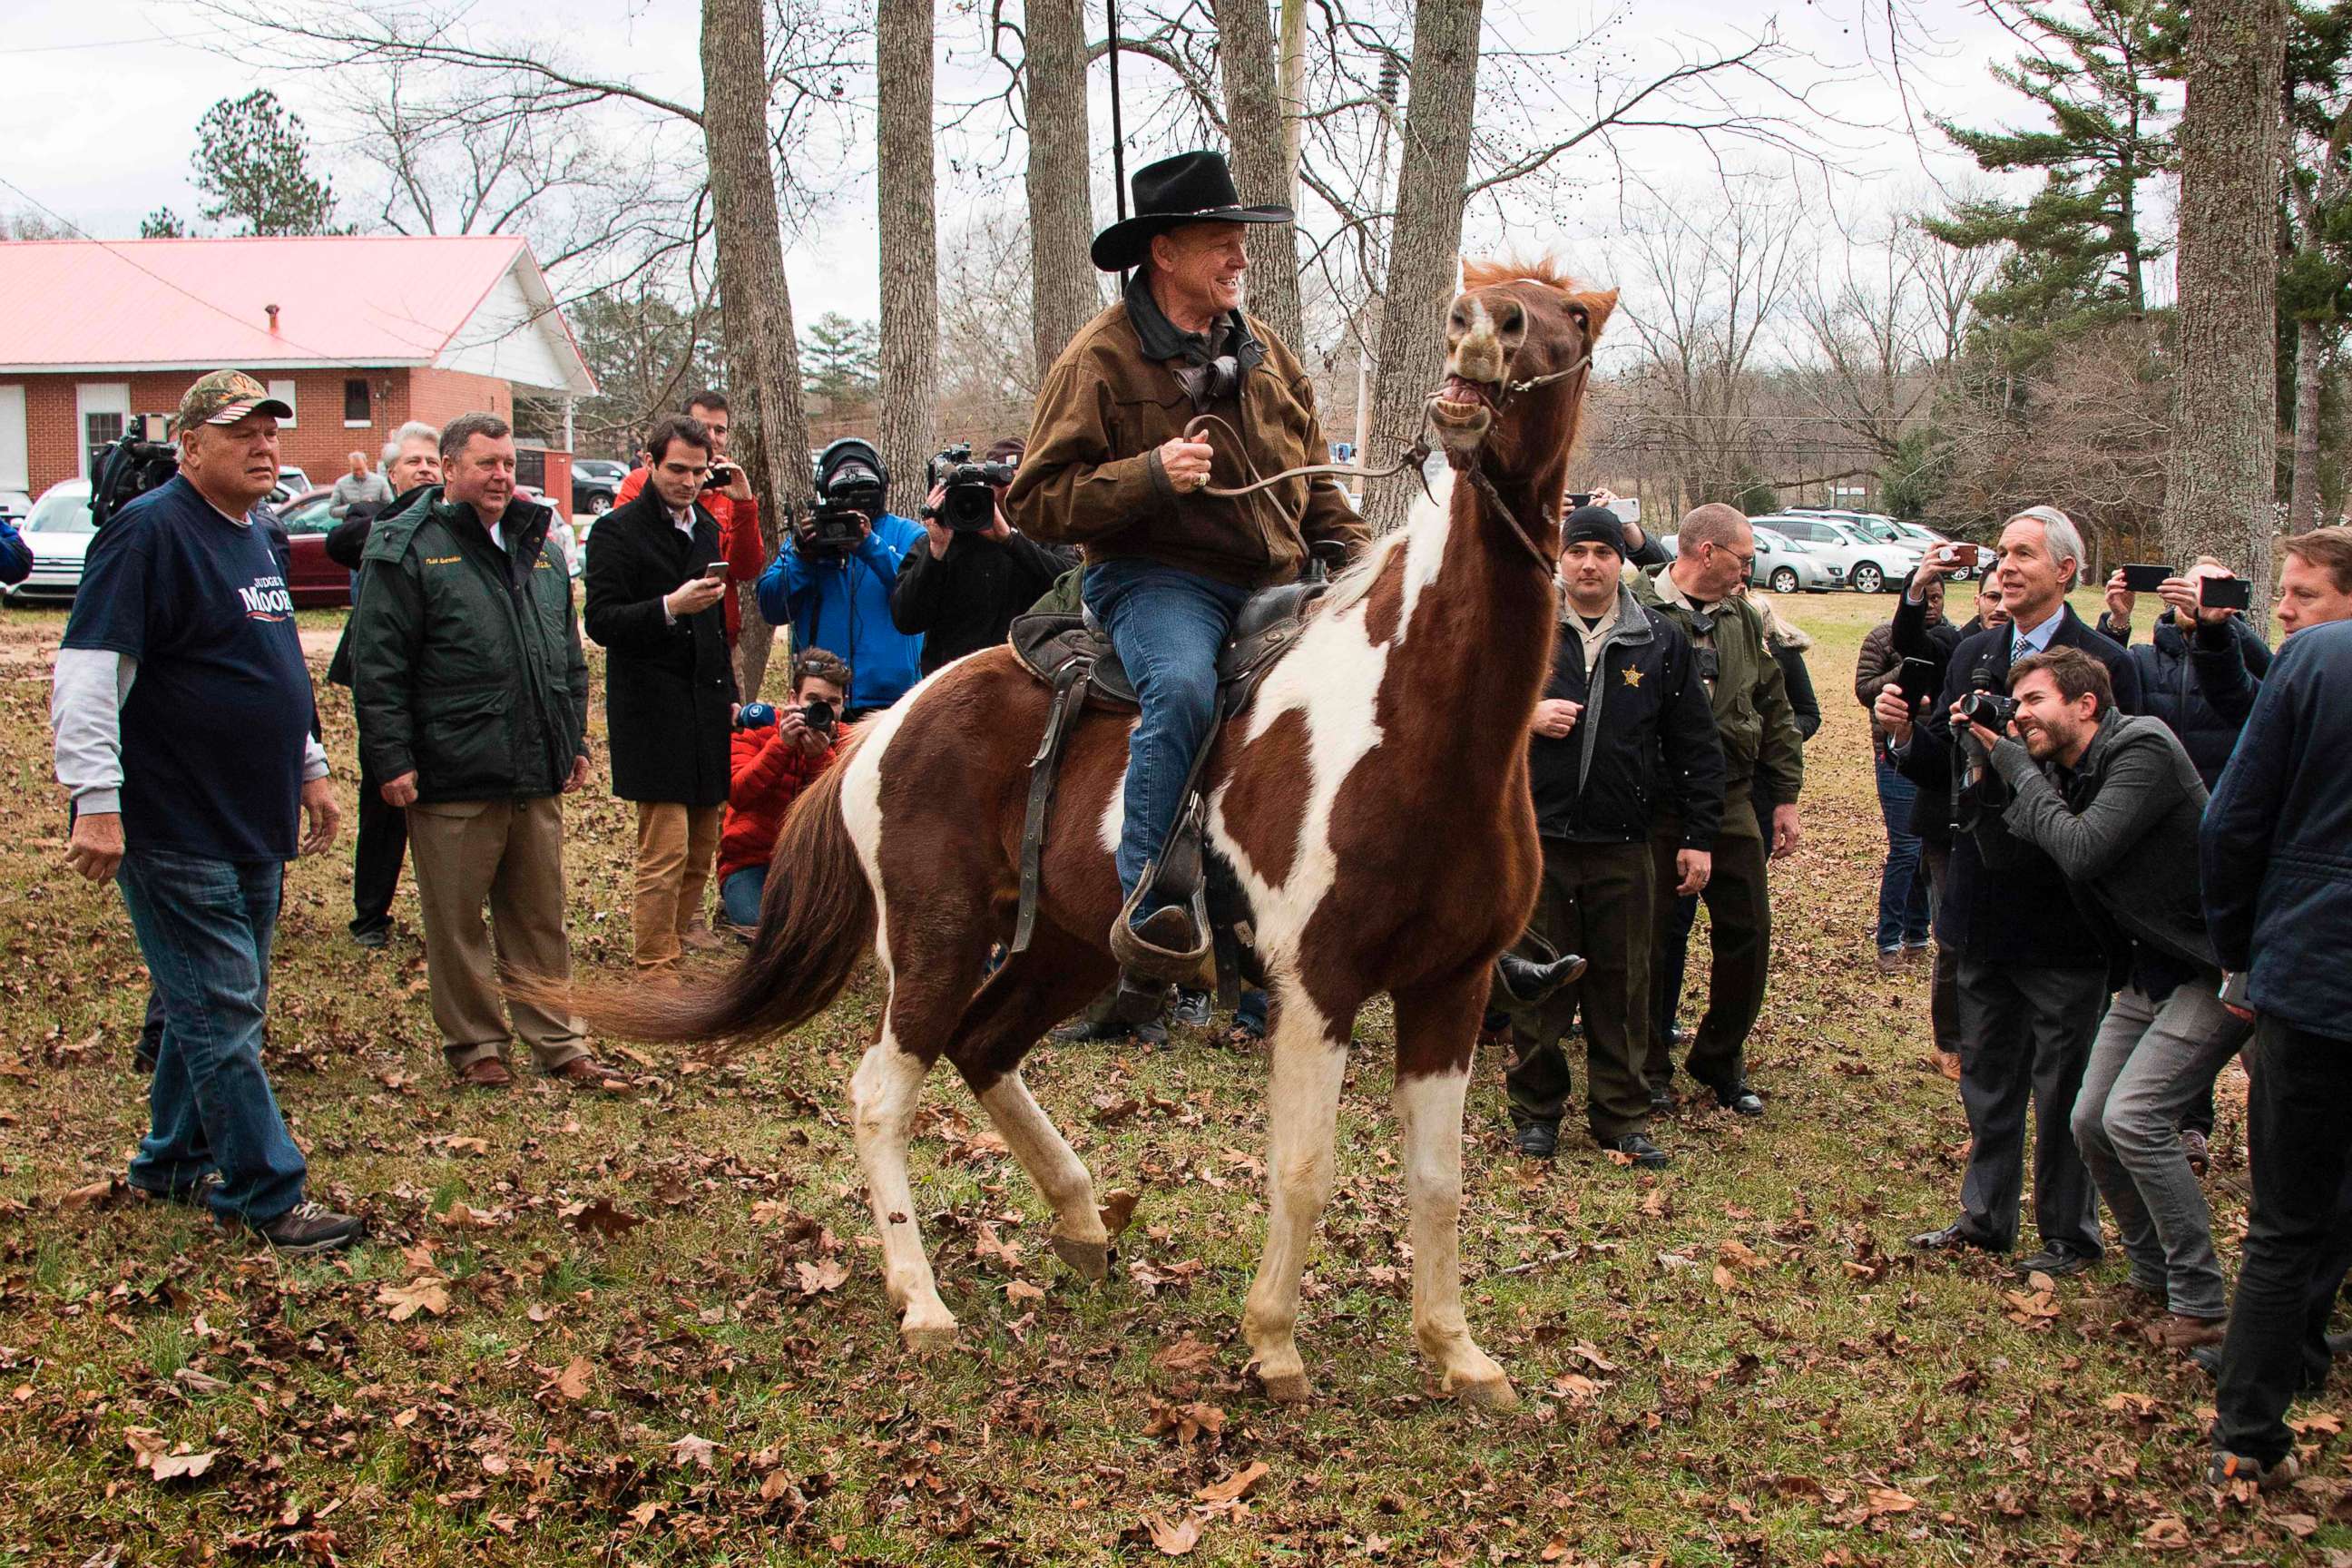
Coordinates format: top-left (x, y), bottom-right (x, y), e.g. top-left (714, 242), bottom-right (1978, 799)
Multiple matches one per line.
top-left (271, 488), bottom-right (353, 608)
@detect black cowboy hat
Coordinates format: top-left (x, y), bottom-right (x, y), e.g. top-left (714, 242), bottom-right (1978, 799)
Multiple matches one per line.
top-left (1090, 151), bottom-right (1293, 272)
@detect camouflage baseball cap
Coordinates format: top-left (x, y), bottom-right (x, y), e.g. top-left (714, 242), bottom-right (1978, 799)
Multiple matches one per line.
top-left (175, 369), bottom-right (294, 432)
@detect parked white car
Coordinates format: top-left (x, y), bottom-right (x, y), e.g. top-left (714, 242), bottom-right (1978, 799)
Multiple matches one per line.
top-left (1750, 525), bottom-right (1844, 593)
top-left (1753, 513), bottom-right (1926, 593)
top-left (5, 479), bottom-right (96, 603)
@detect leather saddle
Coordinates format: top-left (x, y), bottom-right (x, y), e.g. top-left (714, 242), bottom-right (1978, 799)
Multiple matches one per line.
top-left (1001, 580), bottom-right (1327, 1000)
top-left (1007, 579), bottom-right (1326, 714)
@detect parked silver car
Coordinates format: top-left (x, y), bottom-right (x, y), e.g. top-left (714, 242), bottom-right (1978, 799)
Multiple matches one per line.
top-left (1750, 525), bottom-right (1843, 593)
top-left (5, 479), bottom-right (95, 603)
top-left (1753, 512), bottom-right (1926, 593)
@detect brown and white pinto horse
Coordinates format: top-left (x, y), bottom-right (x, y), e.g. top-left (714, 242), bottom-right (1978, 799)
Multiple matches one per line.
top-left (562, 259), bottom-right (1614, 1408)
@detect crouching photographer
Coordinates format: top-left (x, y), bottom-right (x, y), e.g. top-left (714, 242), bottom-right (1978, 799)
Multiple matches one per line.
top-left (756, 438), bottom-right (923, 718)
top-left (890, 438), bottom-right (1076, 673)
top-left (1967, 647), bottom-right (2246, 1350)
top-left (715, 651), bottom-right (849, 933)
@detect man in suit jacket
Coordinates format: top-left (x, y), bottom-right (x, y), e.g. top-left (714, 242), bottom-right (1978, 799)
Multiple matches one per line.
top-left (583, 414), bottom-right (740, 975)
top-left (1877, 505), bottom-right (2142, 1279)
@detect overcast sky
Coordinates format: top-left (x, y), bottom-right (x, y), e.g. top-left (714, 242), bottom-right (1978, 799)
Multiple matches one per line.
top-left (4, 1), bottom-right (2058, 325)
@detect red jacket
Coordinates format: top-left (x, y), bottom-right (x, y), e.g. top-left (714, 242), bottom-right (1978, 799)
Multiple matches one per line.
top-left (718, 724), bottom-right (838, 881)
top-left (613, 468), bottom-right (767, 643)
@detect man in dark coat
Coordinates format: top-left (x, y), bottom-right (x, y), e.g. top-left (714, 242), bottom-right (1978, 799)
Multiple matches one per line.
top-left (324, 420), bottom-right (442, 949)
top-left (2202, 544), bottom-right (2352, 1489)
top-left (1504, 506), bottom-right (1724, 1168)
top-left (1881, 505), bottom-right (2142, 1279)
top-left (583, 414), bottom-right (740, 975)
top-left (2094, 559), bottom-right (2271, 790)
top-left (890, 437), bottom-right (1077, 672)
top-left (349, 413), bottom-right (602, 1089)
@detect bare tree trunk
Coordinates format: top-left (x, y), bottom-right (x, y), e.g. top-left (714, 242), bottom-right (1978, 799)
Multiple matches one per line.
top-left (1215, 0), bottom-right (1303, 350)
top-left (2161, 0), bottom-right (2288, 602)
top-left (2289, 315), bottom-right (2325, 534)
top-left (1361, 0), bottom-right (1485, 536)
top-left (877, 0), bottom-right (937, 505)
top-left (1026, 0), bottom-right (1100, 374)
top-left (701, 0), bottom-right (818, 702)
top-left (1277, 0), bottom-right (1308, 195)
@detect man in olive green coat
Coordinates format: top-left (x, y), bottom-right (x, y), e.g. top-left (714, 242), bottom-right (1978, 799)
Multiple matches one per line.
top-left (1632, 504), bottom-right (1805, 1117)
top-left (350, 413), bottom-right (606, 1089)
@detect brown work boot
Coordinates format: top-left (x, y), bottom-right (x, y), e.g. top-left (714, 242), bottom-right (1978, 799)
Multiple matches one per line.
top-left (2147, 1313), bottom-right (2228, 1351)
top-left (1875, 948), bottom-right (1904, 975)
top-left (680, 925), bottom-right (727, 954)
top-left (456, 1057), bottom-right (514, 1090)
top-left (1922, 1050), bottom-right (1964, 1083)
top-left (548, 1057), bottom-right (622, 1087)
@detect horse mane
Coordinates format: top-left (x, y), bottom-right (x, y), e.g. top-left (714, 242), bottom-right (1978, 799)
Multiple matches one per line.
top-left (1459, 253), bottom-right (1583, 292)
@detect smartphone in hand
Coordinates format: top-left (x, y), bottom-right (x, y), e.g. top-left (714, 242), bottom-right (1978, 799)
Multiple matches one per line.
top-left (2121, 563), bottom-right (2171, 593)
top-left (701, 561), bottom-right (730, 582)
top-left (1898, 657), bottom-right (1939, 710)
top-left (2200, 576), bottom-right (2253, 611)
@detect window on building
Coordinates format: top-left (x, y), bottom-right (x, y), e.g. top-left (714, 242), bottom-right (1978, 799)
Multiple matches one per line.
top-left (344, 377), bottom-right (370, 426)
top-left (269, 379), bottom-right (298, 427)
top-left (83, 411), bottom-right (123, 474)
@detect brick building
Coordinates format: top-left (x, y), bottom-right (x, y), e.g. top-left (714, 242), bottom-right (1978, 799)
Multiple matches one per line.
top-left (0, 234), bottom-right (595, 506)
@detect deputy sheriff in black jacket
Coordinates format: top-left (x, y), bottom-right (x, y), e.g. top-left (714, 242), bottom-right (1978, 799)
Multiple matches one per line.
top-left (1504, 506), bottom-right (1726, 1169)
top-left (582, 414), bottom-right (740, 974)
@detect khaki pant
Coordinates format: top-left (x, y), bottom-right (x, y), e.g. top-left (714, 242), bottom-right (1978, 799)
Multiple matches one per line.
top-left (632, 802), bottom-right (724, 969)
top-left (405, 796), bottom-right (588, 1073)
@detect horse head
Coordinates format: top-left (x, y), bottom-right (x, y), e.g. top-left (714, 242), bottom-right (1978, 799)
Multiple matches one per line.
top-left (1429, 258), bottom-right (1616, 497)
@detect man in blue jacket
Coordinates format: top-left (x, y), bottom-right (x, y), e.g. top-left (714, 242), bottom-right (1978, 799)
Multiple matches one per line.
top-left (757, 438), bottom-right (923, 719)
top-left (2203, 534), bottom-right (2352, 1492)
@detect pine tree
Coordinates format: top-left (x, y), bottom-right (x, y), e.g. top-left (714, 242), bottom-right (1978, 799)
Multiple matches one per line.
top-left (139, 207), bottom-right (189, 239)
top-left (1926, 0), bottom-right (2182, 357)
top-left (190, 89), bottom-right (343, 237)
top-left (799, 314), bottom-right (881, 407)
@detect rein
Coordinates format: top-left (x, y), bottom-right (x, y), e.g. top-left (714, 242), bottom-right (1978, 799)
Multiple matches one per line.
top-left (1183, 351), bottom-right (1591, 579)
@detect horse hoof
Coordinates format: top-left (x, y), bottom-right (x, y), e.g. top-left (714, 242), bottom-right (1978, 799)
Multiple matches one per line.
top-left (900, 1316), bottom-right (958, 1354)
top-left (1447, 1373), bottom-right (1520, 1412)
top-left (1051, 1234), bottom-right (1113, 1283)
top-left (1257, 1369), bottom-right (1313, 1405)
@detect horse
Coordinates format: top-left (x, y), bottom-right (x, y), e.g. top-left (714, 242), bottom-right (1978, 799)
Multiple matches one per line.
top-left (552, 257), bottom-right (1615, 1409)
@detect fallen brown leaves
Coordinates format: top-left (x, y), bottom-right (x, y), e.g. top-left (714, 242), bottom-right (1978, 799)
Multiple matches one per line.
top-left (123, 1427), bottom-right (217, 1483)
top-left (375, 1279), bottom-right (452, 1322)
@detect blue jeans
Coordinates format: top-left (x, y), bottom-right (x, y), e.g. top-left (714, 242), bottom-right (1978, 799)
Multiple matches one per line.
top-left (1081, 558), bottom-right (1251, 906)
top-left (720, 867), bottom-right (766, 928)
top-left (116, 849), bottom-right (307, 1223)
top-left (1873, 757), bottom-right (1931, 951)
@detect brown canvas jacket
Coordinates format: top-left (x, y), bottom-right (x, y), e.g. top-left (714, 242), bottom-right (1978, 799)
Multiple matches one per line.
top-left (1006, 299), bottom-right (1367, 588)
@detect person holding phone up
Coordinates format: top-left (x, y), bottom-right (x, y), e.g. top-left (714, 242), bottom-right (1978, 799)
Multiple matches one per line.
top-left (2096, 557), bottom-right (2271, 792)
top-left (583, 413), bottom-right (742, 978)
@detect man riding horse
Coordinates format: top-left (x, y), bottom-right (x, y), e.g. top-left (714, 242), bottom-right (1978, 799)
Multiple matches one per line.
top-left (1006, 151), bottom-right (1368, 1008)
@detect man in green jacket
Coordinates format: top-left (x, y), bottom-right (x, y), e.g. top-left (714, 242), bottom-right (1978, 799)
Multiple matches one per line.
top-left (1632, 504), bottom-right (1805, 1117)
top-left (349, 413), bottom-right (609, 1089)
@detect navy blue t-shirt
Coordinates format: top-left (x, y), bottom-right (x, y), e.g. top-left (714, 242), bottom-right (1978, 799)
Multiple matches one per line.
top-left (63, 475), bottom-right (316, 861)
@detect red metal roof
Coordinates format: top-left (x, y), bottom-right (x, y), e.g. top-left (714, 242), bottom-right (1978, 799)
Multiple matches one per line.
top-left (0, 234), bottom-right (584, 386)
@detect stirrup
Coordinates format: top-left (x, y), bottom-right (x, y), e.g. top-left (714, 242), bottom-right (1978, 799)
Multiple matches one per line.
top-left (1109, 865), bottom-right (1212, 984)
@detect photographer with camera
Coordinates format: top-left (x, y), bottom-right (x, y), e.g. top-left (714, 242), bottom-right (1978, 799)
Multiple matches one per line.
top-left (584, 414), bottom-right (741, 975)
top-left (890, 438), bottom-right (1076, 672)
top-left (1878, 505), bottom-right (2141, 1279)
top-left (1965, 646), bottom-right (2243, 1351)
top-left (715, 650), bottom-right (850, 933)
top-left (757, 437), bottom-right (924, 720)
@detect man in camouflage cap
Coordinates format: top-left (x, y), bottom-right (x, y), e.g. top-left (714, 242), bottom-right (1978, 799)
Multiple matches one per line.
top-left (50, 368), bottom-right (367, 1255)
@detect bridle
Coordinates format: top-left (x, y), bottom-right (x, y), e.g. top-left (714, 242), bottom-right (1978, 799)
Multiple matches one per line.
top-left (1187, 350), bottom-right (1592, 577)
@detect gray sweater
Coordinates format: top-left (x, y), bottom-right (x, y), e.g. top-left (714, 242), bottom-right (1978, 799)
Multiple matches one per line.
top-left (1987, 711), bottom-right (2214, 975)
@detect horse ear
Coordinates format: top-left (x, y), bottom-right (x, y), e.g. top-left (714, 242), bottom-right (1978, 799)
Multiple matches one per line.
top-left (1569, 288), bottom-right (1618, 340)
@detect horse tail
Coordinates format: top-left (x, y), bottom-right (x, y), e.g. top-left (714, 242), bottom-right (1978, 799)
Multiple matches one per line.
top-left (511, 752), bottom-right (878, 1054)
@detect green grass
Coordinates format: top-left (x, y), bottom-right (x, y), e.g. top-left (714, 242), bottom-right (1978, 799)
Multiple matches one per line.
top-left (0, 590), bottom-right (2337, 1564)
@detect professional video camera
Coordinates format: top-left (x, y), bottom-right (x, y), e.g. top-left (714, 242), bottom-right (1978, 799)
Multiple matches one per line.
top-left (90, 415), bottom-right (181, 530)
top-left (796, 438), bottom-right (887, 559)
top-left (924, 443), bottom-right (1016, 533)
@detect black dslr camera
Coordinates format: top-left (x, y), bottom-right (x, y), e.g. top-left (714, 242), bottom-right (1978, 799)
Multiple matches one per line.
top-left (798, 499), bottom-right (867, 558)
top-left (924, 443), bottom-right (1016, 533)
top-left (1960, 669), bottom-right (2018, 731)
top-left (90, 415), bottom-right (181, 530)
top-left (796, 694), bottom-right (838, 735)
